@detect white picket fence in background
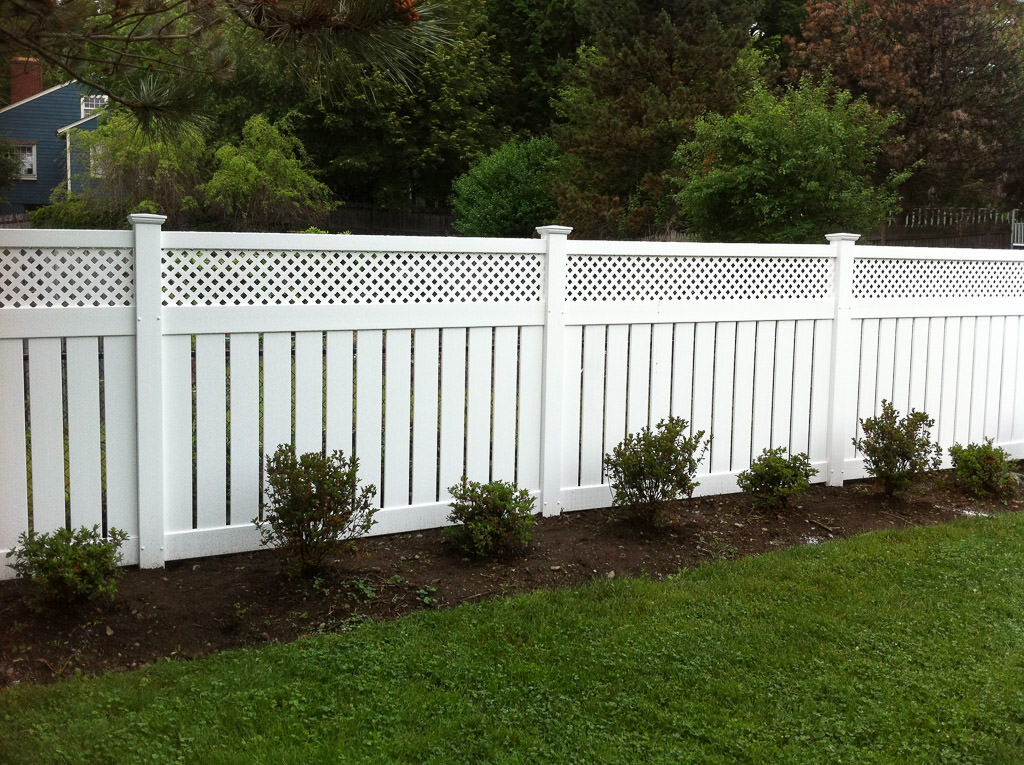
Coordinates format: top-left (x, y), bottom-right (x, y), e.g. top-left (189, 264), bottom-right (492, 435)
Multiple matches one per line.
top-left (1, 215), bottom-right (1023, 577)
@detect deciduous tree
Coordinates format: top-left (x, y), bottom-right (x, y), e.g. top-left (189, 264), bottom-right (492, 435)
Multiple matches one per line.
top-left (674, 77), bottom-right (910, 243)
top-left (789, 0), bottom-right (1024, 205)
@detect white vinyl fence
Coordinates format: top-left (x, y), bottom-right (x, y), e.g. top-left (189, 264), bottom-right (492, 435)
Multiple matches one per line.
top-left (2, 216), bottom-right (1023, 576)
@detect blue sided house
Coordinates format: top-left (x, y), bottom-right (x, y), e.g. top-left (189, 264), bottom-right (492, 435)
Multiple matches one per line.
top-left (0, 59), bottom-right (105, 216)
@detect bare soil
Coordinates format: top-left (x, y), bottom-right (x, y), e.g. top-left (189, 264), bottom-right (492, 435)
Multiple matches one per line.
top-left (2, 475), bottom-right (1021, 689)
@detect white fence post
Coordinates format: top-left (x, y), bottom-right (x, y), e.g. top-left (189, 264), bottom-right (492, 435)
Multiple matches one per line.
top-left (537, 225), bottom-right (573, 516)
top-left (130, 213), bottom-right (168, 568)
top-left (825, 232), bottom-right (860, 487)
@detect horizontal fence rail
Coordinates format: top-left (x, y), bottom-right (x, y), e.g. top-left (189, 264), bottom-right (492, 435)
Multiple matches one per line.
top-left (1, 220), bottom-right (1023, 576)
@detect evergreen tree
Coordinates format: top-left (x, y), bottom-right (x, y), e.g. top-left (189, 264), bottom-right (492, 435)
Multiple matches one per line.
top-left (552, 0), bottom-right (763, 239)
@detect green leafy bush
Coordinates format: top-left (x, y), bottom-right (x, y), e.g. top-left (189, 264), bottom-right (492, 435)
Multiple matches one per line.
top-left (444, 478), bottom-right (537, 558)
top-left (603, 416), bottom-right (709, 525)
top-left (949, 439), bottom-right (1017, 499)
top-left (736, 447), bottom-right (818, 509)
top-left (451, 136), bottom-right (562, 237)
top-left (256, 445), bottom-right (377, 576)
top-left (852, 400), bottom-right (941, 495)
top-left (6, 525), bottom-right (128, 606)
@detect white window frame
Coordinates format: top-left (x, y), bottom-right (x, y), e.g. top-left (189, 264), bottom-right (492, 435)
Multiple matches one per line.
top-left (9, 142), bottom-right (37, 180)
top-left (80, 94), bottom-right (108, 118)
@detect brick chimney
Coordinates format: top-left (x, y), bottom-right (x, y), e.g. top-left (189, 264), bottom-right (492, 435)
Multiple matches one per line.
top-left (11, 58), bottom-right (44, 104)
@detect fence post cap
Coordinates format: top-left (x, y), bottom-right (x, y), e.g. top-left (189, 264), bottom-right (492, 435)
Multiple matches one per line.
top-left (127, 213), bottom-right (168, 226)
top-left (825, 232), bottom-right (861, 243)
top-left (536, 225), bottom-right (573, 239)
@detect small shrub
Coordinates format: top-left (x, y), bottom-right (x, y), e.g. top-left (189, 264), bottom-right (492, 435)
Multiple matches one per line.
top-left (737, 447), bottom-right (818, 509)
top-left (603, 416), bottom-right (709, 525)
top-left (852, 400), bottom-right (941, 496)
top-left (256, 444), bottom-right (377, 576)
top-left (6, 525), bottom-right (128, 606)
top-left (949, 439), bottom-right (1017, 499)
top-left (444, 478), bottom-right (537, 558)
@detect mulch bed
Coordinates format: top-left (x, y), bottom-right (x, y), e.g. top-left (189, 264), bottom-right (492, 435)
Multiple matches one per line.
top-left (2, 475), bottom-right (1021, 688)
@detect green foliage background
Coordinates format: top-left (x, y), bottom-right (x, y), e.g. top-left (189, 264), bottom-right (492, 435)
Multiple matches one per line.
top-left (674, 76), bottom-right (910, 243)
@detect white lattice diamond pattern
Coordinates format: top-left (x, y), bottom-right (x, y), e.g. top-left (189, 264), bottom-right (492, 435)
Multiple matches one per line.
top-left (854, 258), bottom-right (1024, 299)
top-left (0, 248), bottom-right (134, 307)
top-left (567, 255), bottom-right (833, 301)
top-left (161, 250), bottom-right (544, 306)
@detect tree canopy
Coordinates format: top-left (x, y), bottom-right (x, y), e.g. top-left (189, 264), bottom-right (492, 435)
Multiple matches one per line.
top-left (451, 136), bottom-right (561, 237)
top-left (0, 0), bottom-right (447, 120)
top-left (551, 0), bottom-right (764, 238)
top-left (789, 0), bottom-right (1024, 205)
top-left (10, 0), bottom-right (1024, 236)
top-left (38, 110), bottom-right (335, 231)
top-left (674, 77), bottom-right (910, 243)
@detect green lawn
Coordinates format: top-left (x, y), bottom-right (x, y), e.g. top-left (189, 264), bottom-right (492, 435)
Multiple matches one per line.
top-left (3, 512), bottom-right (1023, 764)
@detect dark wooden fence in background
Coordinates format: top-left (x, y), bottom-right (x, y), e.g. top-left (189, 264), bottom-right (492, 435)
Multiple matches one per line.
top-left (862, 208), bottom-right (1018, 249)
top-left (329, 205), bottom-right (454, 236)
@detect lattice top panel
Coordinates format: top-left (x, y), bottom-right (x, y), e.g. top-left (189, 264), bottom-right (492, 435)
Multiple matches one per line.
top-left (0, 248), bottom-right (135, 308)
top-left (566, 254), bottom-right (834, 301)
top-left (161, 250), bottom-right (544, 306)
top-left (854, 258), bottom-right (1024, 299)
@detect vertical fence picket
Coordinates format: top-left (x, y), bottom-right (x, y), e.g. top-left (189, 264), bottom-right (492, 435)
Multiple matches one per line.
top-left (790, 320), bottom-right (815, 457)
top-left (730, 322), bottom-right (756, 471)
top-left (751, 322), bottom-right (775, 455)
top-left (908, 319), bottom-right (930, 412)
top-left (516, 326), bottom-right (544, 492)
top-left (325, 331), bottom-right (354, 456)
top-left (262, 332), bottom-right (292, 463)
top-left (875, 319), bottom-right (897, 408)
top-left (102, 336), bottom-right (138, 544)
top-left (293, 331), bottom-right (324, 456)
top-left (854, 319), bottom-right (879, 454)
top-left (691, 323), bottom-right (716, 474)
top-left (670, 323), bottom-right (695, 421)
top-left (954, 318), bottom-right (976, 444)
top-left (924, 319), bottom-right (945, 437)
top-left (937, 318), bottom-right (960, 450)
top-left (28, 338), bottom-right (65, 532)
top-left (626, 323), bottom-right (652, 434)
top-left (65, 337), bottom-right (103, 530)
top-left (808, 320), bottom-right (831, 465)
top-left (969, 318), bottom-right (990, 443)
top-left (355, 330), bottom-right (383, 505)
top-left (892, 318), bottom-right (914, 413)
top-left (710, 322), bottom-right (736, 474)
top-left (229, 333), bottom-right (260, 524)
top-left (579, 324), bottom-right (606, 486)
top-left (164, 335), bottom-right (193, 532)
top-left (195, 334), bottom-right (227, 529)
top-left (438, 327), bottom-right (467, 499)
top-left (383, 330), bottom-right (412, 507)
top-left (648, 324), bottom-right (673, 426)
top-left (997, 317), bottom-right (1019, 444)
top-left (984, 317), bottom-right (1005, 439)
top-left (772, 321), bottom-right (795, 450)
top-left (411, 329), bottom-right (440, 503)
top-left (491, 326), bottom-right (519, 484)
top-left (465, 327), bottom-right (492, 483)
top-left (603, 324), bottom-right (629, 467)
top-left (0, 339), bottom-right (29, 558)
top-left (1015, 319), bottom-right (1024, 443)
top-left (560, 325), bottom-right (583, 488)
